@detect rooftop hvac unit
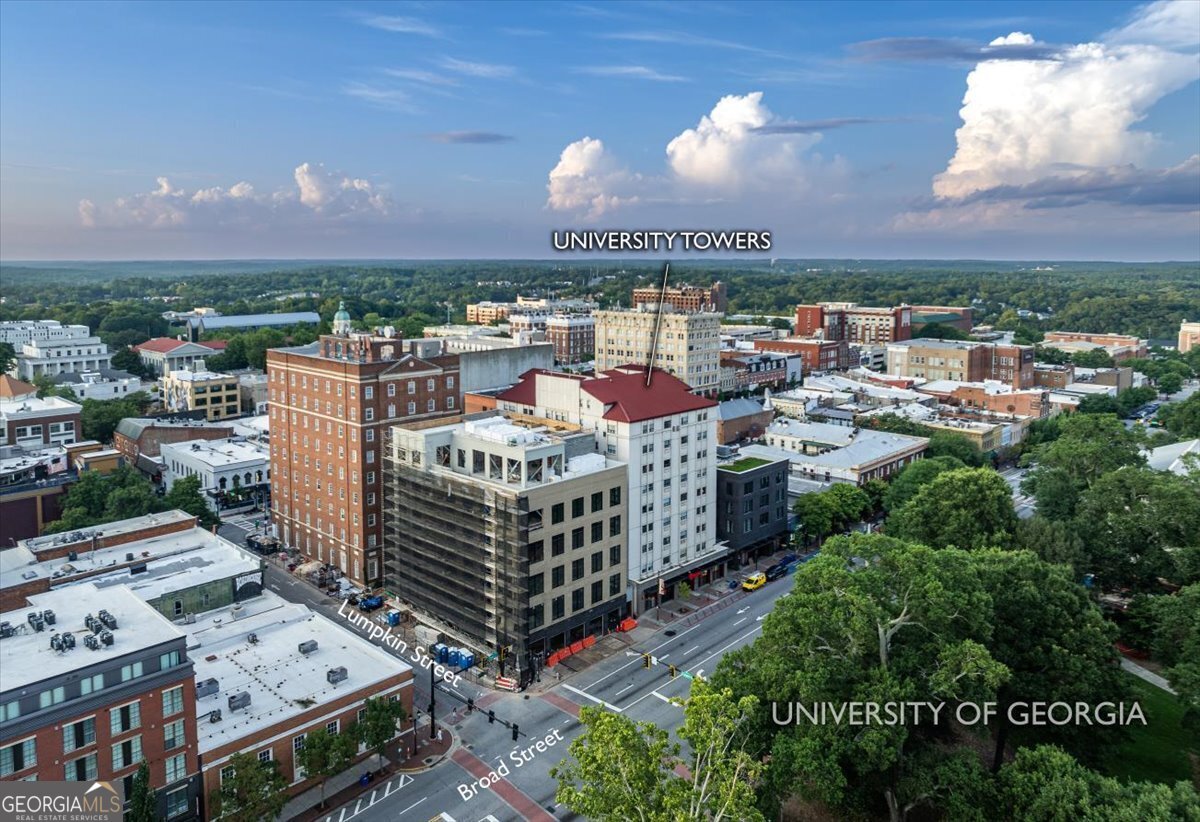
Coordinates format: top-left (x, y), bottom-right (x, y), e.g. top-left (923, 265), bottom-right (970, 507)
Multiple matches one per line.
top-left (50, 633), bottom-right (64, 652)
top-left (84, 634), bottom-right (100, 651)
top-left (85, 614), bottom-right (101, 633)
top-left (62, 632), bottom-right (75, 650)
top-left (230, 604), bottom-right (244, 620)
top-left (99, 630), bottom-right (114, 646)
top-left (129, 563), bottom-right (148, 575)
top-left (0, 622), bottom-right (13, 639)
top-left (98, 610), bottom-right (117, 630)
top-left (42, 609), bottom-right (56, 626)
top-left (184, 613), bottom-right (196, 624)
top-left (326, 666), bottom-right (348, 685)
top-left (298, 640), bottom-right (318, 655)
top-left (196, 678), bottom-right (219, 699)
top-left (209, 709), bottom-right (223, 723)
top-left (126, 552), bottom-right (135, 562)
top-left (67, 551), bottom-right (78, 562)
top-left (227, 692), bottom-right (251, 712)
top-left (247, 633), bottom-right (259, 645)
top-left (27, 612), bottom-right (44, 632)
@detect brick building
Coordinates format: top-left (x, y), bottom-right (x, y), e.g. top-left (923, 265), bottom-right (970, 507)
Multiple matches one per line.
top-left (545, 314), bottom-right (595, 364)
top-left (266, 333), bottom-right (460, 590)
top-left (886, 339), bottom-right (1035, 389)
top-left (1034, 363), bottom-right (1076, 389)
top-left (794, 302), bottom-right (912, 345)
top-left (1180, 320), bottom-right (1200, 354)
top-left (753, 338), bottom-right (850, 374)
top-left (594, 307), bottom-right (722, 396)
top-left (631, 281), bottom-right (727, 313)
top-left (0, 376), bottom-right (82, 448)
top-left (910, 305), bottom-right (974, 333)
top-left (715, 398), bottom-right (774, 444)
top-left (0, 584), bottom-right (202, 819)
top-left (114, 417), bottom-right (235, 465)
top-left (1040, 331), bottom-right (1148, 363)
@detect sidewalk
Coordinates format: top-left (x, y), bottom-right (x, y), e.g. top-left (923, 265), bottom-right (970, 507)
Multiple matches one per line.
top-left (1120, 656), bottom-right (1177, 695)
top-left (282, 723), bottom-right (455, 822)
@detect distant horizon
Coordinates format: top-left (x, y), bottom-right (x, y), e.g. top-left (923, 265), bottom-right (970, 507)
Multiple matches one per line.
top-left (4, 256), bottom-right (1199, 266)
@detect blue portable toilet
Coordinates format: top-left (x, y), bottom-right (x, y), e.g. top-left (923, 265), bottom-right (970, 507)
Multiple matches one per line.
top-left (463, 650), bottom-right (475, 669)
top-left (449, 647), bottom-right (462, 667)
top-left (433, 643), bottom-right (447, 663)
top-left (386, 610), bottom-right (401, 626)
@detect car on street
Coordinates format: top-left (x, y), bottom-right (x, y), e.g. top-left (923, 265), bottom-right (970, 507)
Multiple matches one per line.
top-left (742, 572), bottom-right (767, 591)
top-left (765, 564), bottom-right (788, 581)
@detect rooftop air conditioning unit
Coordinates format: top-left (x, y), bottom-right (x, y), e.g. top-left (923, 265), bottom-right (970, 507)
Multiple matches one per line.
top-left (83, 634), bottom-right (100, 651)
top-left (98, 610), bottom-right (117, 630)
top-left (196, 678), bottom-right (219, 699)
top-left (228, 692), bottom-right (251, 712)
top-left (0, 623), bottom-right (14, 640)
top-left (42, 609), bottom-right (56, 626)
top-left (326, 667), bottom-right (348, 685)
top-left (298, 640), bottom-right (318, 655)
top-left (209, 709), bottom-right (223, 723)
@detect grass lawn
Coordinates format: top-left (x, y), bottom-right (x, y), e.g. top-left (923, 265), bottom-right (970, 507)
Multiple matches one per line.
top-left (1104, 673), bottom-right (1198, 784)
top-left (722, 457), bottom-right (770, 472)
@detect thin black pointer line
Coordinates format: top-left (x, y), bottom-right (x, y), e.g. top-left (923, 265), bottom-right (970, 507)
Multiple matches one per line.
top-left (646, 262), bottom-right (670, 387)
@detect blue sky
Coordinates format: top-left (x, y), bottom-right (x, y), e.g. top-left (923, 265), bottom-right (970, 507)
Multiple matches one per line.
top-left (1, 0), bottom-right (1197, 260)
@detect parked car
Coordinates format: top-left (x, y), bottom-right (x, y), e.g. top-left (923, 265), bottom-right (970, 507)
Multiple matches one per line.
top-left (742, 572), bottom-right (767, 591)
top-left (777, 553), bottom-right (798, 566)
top-left (765, 564), bottom-right (788, 582)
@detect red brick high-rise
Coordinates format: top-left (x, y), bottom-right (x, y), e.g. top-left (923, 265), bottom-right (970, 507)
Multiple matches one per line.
top-left (794, 302), bottom-right (912, 345)
top-left (266, 324), bottom-right (460, 589)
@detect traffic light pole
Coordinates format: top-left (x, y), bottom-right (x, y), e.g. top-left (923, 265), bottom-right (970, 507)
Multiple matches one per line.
top-left (429, 663), bottom-right (437, 740)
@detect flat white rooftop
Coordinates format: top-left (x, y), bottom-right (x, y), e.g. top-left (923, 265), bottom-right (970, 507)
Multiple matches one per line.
top-left (185, 592), bottom-right (411, 753)
top-left (3, 516), bottom-right (255, 599)
top-left (20, 510), bottom-right (195, 555)
top-left (0, 584), bottom-right (184, 694)
top-left (161, 438), bottom-right (268, 469)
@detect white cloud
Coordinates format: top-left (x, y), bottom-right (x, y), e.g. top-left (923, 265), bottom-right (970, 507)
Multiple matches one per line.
top-left (575, 65), bottom-right (688, 82)
top-left (546, 137), bottom-right (639, 218)
top-left (666, 92), bottom-right (820, 190)
top-left (1104, 0), bottom-right (1200, 48)
top-left (359, 15), bottom-right (442, 38)
top-left (437, 57), bottom-right (516, 79)
top-left (80, 163), bottom-right (391, 229)
top-left (545, 92), bottom-right (836, 216)
top-left (933, 4), bottom-right (1200, 201)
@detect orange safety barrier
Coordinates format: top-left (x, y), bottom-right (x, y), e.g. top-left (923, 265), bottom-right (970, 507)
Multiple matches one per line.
top-left (618, 617), bottom-right (638, 632)
top-left (569, 640), bottom-right (584, 655)
top-left (582, 635), bottom-right (596, 649)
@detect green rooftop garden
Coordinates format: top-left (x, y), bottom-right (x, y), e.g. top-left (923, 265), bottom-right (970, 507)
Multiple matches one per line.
top-left (721, 457), bottom-right (771, 473)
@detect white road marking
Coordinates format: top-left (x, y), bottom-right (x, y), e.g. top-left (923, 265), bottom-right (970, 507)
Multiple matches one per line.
top-left (338, 808), bottom-right (347, 822)
top-left (582, 621), bottom-right (707, 689)
top-left (756, 615), bottom-right (766, 621)
top-left (736, 607), bottom-right (749, 614)
top-left (684, 645), bottom-right (699, 656)
top-left (615, 683), bottom-right (635, 696)
top-left (651, 692), bottom-right (676, 704)
top-left (733, 617), bottom-right (746, 626)
top-left (354, 799), bottom-right (362, 814)
top-left (657, 653), bottom-right (670, 660)
top-left (396, 797), bottom-right (428, 816)
top-left (561, 683), bottom-right (623, 712)
top-left (561, 718), bottom-right (572, 725)
top-left (693, 626), bottom-right (763, 670)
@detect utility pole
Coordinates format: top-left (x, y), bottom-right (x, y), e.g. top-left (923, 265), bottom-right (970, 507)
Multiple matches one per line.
top-left (429, 664), bottom-right (437, 740)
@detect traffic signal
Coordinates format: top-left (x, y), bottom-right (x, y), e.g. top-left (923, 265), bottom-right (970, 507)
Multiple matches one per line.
top-left (642, 653), bottom-right (651, 669)
top-left (511, 723), bottom-right (519, 741)
top-left (488, 710), bottom-right (495, 724)
top-left (668, 664), bottom-right (677, 679)
top-left (466, 697), bottom-right (475, 713)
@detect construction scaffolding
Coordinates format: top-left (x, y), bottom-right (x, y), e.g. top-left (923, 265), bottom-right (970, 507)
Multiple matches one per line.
top-left (382, 428), bottom-right (531, 680)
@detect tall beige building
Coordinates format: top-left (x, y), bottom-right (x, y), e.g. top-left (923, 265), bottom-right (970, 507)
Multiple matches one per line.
top-left (1179, 320), bottom-right (1200, 354)
top-left (594, 306), bottom-right (721, 395)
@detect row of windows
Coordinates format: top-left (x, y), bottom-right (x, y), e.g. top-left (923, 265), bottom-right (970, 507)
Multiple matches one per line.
top-left (530, 547), bottom-right (620, 593)
top-left (277, 371), bottom-right (454, 396)
top-left (531, 573), bottom-right (623, 626)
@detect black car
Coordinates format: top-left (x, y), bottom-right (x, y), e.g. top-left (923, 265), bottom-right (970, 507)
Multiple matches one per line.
top-left (765, 564), bottom-right (788, 581)
top-left (778, 553), bottom-right (798, 566)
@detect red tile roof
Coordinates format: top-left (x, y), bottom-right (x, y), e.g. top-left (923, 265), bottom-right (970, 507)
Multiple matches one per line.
top-left (0, 374), bottom-right (37, 400)
top-left (204, 339), bottom-right (228, 350)
top-left (496, 366), bottom-right (715, 423)
top-left (585, 366), bottom-right (716, 423)
top-left (133, 338), bottom-right (190, 354)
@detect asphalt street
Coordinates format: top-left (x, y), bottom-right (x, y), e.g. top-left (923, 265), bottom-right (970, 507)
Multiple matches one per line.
top-left (998, 466), bottom-right (1035, 520)
top-left (221, 504), bottom-right (800, 822)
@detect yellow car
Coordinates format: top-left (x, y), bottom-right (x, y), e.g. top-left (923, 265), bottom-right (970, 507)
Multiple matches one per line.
top-left (742, 572), bottom-right (767, 591)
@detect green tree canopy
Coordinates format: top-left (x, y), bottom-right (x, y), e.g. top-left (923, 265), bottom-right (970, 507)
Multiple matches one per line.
top-left (209, 752), bottom-right (288, 822)
top-left (887, 468), bottom-right (1017, 550)
top-left (165, 474), bottom-right (220, 530)
top-left (882, 456), bottom-right (966, 513)
top-left (711, 534), bottom-right (1008, 821)
top-left (295, 727), bottom-right (357, 808)
top-left (1158, 392), bottom-right (1200, 438)
top-left (354, 697), bottom-right (407, 774)
top-left (0, 341), bottom-right (16, 374)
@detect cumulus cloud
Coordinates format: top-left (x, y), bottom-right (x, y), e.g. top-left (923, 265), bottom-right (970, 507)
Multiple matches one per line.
top-left (666, 92), bottom-right (820, 190)
top-left (545, 92), bottom-right (847, 217)
top-left (925, 0), bottom-right (1200, 216)
top-left (546, 137), bottom-right (639, 218)
top-left (79, 163), bottom-right (391, 229)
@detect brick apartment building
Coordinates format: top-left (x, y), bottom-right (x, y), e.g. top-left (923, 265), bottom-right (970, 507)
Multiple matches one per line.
top-left (1033, 363), bottom-right (1076, 389)
top-left (753, 338), bottom-right (850, 374)
top-left (631, 281), bottom-right (727, 313)
top-left (0, 376), bottom-right (82, 448)
top-left (508, 314), bottom-right (596, 364)
top-left (1040, 331), bottom-right (1148, 363)
top-left (266, 331), bottom-right (460, 590)
top-left (794, 302), bottom-right (913, 345)
top-left (114, 417), bottom-right (236, 472)
top-left (0, 584), bottom-right (202, 819)
top-left (886, 339), bottom-right (1035, 389)
top-left (916, 382), bottom-right (1051, 419)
